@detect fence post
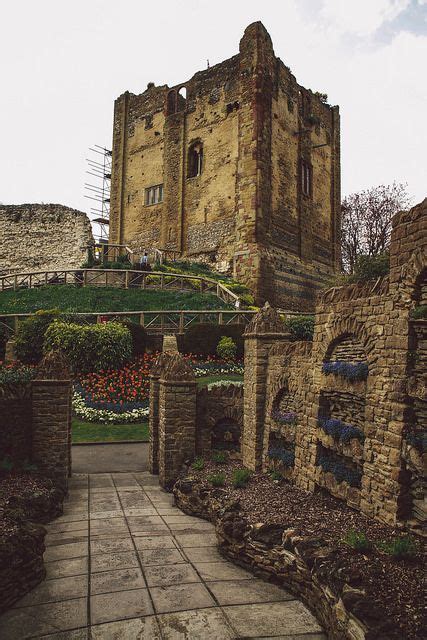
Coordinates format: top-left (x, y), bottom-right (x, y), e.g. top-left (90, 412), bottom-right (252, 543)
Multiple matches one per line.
top-left (140, 313), bottom-right (144, 327)
top-left (179, 311), bottom-right (184, 334)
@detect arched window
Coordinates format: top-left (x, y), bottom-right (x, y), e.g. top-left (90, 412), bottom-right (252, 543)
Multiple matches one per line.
top-left (187, 141), bottom-right (203, 178)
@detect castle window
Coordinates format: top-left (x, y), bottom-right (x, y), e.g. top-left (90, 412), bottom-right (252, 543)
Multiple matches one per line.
top-left (187, 141), bottom-right (203, 178)
top-left (166, 90), bottom-right (177, 115)
top-left (145, 184), bottom-right (163, 206)
top-left (301, 161), bottom-right (312, 197)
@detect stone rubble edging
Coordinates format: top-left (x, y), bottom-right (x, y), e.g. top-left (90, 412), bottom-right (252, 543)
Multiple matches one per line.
top-left (173, 476), bottom-right (395, 640)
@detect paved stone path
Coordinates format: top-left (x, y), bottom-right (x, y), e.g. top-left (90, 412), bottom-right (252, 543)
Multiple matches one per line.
top-left (0, 472), bottom-right (326, 639)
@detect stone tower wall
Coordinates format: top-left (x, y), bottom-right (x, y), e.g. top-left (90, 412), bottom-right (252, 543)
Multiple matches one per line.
top-left (109, 22), bottom-right (340, 310)
top-left (0, 204), bottom-right (93, 275)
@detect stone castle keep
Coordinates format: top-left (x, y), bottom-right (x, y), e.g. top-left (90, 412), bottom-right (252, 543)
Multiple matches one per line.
top-left (109, 22), bottom-right (341, 310)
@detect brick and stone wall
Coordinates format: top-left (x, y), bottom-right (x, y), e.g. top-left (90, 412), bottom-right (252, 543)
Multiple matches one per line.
top-left (0, 204), bottom-right (93, 275)
top-left (109, 22), bottom-right (340, 310)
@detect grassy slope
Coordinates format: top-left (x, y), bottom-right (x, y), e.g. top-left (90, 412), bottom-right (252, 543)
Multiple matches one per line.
top-left (0, 286), bottom-right (230, 314)
top-left (72, 419), bottom-right (149, 443)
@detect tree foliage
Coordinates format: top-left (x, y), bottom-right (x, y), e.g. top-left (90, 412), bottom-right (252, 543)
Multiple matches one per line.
top-left (341, 183), bottom-right (411, 273)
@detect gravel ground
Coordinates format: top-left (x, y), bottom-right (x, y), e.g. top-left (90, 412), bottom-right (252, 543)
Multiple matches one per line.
top-left (190, 459), bottom-right (425, 640)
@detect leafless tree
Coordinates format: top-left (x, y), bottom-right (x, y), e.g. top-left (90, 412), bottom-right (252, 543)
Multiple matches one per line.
top-left (341, 182), bottom-right (412, 273)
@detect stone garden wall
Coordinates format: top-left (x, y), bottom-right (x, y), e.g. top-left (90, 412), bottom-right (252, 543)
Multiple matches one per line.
top-left (243, 199), bottom-right (426, 527)
top-left (0, 353), bottom-right (72, 490)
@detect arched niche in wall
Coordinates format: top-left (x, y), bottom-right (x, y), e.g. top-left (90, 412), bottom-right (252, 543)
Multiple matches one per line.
top-left (266, 380), bottom-right (297, 475)
top-left (211, 417), bottom-right (241, 452)
top-left (316, 333), bottom-right (368, 504)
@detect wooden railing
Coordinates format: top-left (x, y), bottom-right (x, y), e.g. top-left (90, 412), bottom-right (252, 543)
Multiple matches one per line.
top-left (0, 269), bottom-right (239, 306)
top-left (0, 310), bottom-right (257, 336)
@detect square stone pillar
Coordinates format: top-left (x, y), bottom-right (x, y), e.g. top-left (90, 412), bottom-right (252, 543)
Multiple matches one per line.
top-left (158, 354), bottom-right (197, 489)
top-left (242, 303), bottom-right (291, 470)
top-left (148, 352), bottom-right (173, 475)
top-left (31, 352), bottom-right (72, 491)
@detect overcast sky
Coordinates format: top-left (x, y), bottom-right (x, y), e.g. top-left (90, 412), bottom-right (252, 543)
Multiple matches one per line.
top-left (1, 0), bottom-right (426, 221)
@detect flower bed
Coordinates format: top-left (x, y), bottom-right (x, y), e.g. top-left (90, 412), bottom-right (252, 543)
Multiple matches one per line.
top-left (174, 460), bottom-right (424, 640)
top-left (271, 409), bottom-right (297, 425)
top-left (318, 417), bottom-right (364, 443)
top-left (73, 354), bottom-right (244, 423)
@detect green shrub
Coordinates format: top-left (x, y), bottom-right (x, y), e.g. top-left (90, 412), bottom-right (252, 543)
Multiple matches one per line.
top-left (192, 457), bottom-right (205, 471)
top-left (284, 315), bottom-right (315, 341)
top-left (212, 450), bottom-right (228, 464)
top-left (119, 320), bottom-right (147, 356)
top-left (179, 323), bottom-right (244, 357)
top-left (411, 305), bottom-right (427, 320)
top-left (232, 468), bottom-right (252, 488)
top-left (0, 323), bottom-right (12, 361)
top-left (238, 292), bottom-right (255, 307)
top-left (208, 472), bottom-right (226, 487)
top-left (44, 321), bottom-right (132, 373)
top-left (343, 530), bottom-right (371, 552)
top-left (15, 309), bottom-right (61, 364)
top-left (378, 535), bottom-right (420, 559)
top-left (216, 336), bottom-right (237, 361)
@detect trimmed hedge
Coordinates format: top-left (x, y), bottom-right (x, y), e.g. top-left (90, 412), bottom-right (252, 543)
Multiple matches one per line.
top-left (178, 323), bottom-right (245, 357)
top-left (118, 320), bottom-right (147, 356)
top-left (284, 315), bottom-right (315, 341)
top-left (44, 321), bottom-right (132, 373)
top-left (15, 309), bottom-right (61, 364)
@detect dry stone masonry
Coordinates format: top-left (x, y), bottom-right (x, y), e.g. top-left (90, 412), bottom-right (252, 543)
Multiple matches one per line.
top-left (0, 204), bottom-right (93, 275)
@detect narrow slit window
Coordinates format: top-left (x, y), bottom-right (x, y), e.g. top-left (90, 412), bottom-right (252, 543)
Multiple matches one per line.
top-left (301, 161), bottom-right (312, 197)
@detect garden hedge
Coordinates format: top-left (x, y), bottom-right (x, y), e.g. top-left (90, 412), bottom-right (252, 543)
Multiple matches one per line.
top-left (44, 321), bottom-right (132, 373)
top-left (15, 309), bottom-right (61, 364)
top-left (178, 323), bottom-right (245, 357)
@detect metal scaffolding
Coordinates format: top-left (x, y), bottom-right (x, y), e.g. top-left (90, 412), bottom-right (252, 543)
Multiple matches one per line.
top-left (84, 145), bottom-right (112, 243)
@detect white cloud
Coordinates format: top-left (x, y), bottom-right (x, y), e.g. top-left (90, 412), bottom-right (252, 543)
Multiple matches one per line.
top-left (319, 0), bottom-right (410, 36)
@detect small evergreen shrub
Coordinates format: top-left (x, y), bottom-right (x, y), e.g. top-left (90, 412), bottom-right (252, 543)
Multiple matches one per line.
top-left (15, 309), bottom-right (61, 364)
top-left (339, 253), bottom-right (390, 284)
top-left (232, 468), bottom-right (252, 488)
top-left (284, 315), bottom-right (315, 341)
top-left (268, 468), bottom-right (284, 482)
top-left (216, 336), bottom-right (237, 361)
top-left (344, 530), bottom-right (371, 552)
top-left (192, 457), bottom-right (205, 471)
top-left (322, 361), bottom-right (368, 381)
top-left (208, 472), bottom-right (226, 487)
top-left (378, 536), bottom-right (420, 559)
top-left (212, 450), bottom-right (228, 464)
top-left (44, 321), bottom-right (132, 373)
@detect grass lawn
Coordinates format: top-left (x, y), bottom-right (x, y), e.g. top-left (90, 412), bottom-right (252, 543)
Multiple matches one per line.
top-left (196, 373), bottom-right (243, 387)
top-left (0, 285), bottom-right (231, 314)
top-left (72, 418), bottom-right (149, 443)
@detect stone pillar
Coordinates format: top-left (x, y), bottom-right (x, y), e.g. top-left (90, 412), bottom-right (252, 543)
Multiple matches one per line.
top-left (242, 303), bottom-right (291, 470)
top-left (158, 354), bottom-right (197, 488)
top-left (148, 352), bottom-right (173, 475)
top-left (31, 351), bottom-right (72, 491)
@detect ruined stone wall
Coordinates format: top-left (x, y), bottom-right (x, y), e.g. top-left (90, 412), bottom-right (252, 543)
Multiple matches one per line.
top-left (0, 204), bottom-right (93, 273)
top-left (196, 385), bottom-right (243, 456)
top-left (109, 22), bottom-right (340, 310)
top-left (0, 204), bottom-right (93, 275)
top-left (256, 199), bottom-right (426, 526)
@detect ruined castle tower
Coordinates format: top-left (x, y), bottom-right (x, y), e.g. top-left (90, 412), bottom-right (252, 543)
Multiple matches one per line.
top-left (109, 22), bottom-right (340, 311)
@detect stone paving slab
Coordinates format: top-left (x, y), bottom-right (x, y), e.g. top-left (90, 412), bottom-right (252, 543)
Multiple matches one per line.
top-left (0, 471), bottom-right (325, 639)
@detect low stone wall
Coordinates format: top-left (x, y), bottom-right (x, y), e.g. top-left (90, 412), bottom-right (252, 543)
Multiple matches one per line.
top-left (174, 477), bottom-right (392, 640)
top-left (0, 477), bottom-right (65, 614)
top-left (0, 384), bottom-right (32, 463)
top-left (0, 518), bottom-right (46, 615)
